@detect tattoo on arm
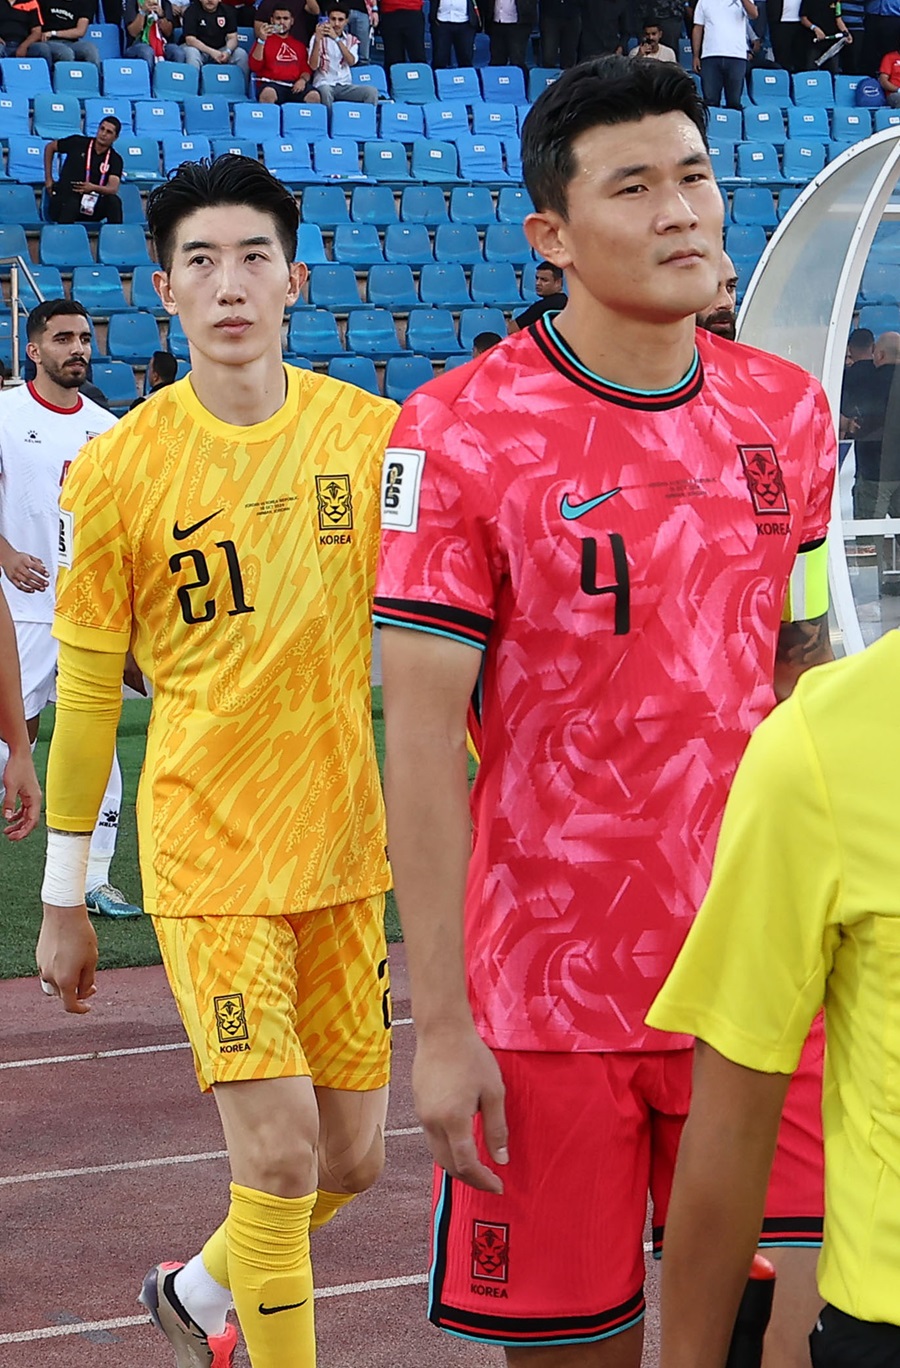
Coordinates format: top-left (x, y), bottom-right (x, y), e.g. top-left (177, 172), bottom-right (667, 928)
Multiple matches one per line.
top-left (774, 611), bottom-right (833, 701)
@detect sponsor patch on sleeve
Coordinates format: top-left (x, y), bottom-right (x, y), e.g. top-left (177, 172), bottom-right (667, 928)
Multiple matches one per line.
top-left (58, 508), bottom-right (74, 569)
top-left (380, 448), bottom-right (425, 533)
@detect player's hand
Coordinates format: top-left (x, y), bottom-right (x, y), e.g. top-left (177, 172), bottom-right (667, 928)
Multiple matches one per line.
top-left (412, 1024), bottom-right (509, 1193)
top-left (123, 652), bottom-right (147, 696)
top-left (844, 29), bottom-right (853, 41)
top-left (692, 54), bottom-right (701, 72)
top-left (2, 551), bottom-right (50, 594)
top-left (214, 47), bottom-right (228, 60)
top-left (3, 747), bottom-right (40, 840)
top-left (36, 906), bottom-right (99, 1015)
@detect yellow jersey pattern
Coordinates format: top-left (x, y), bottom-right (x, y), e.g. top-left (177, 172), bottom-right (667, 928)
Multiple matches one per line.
top-left (54, 367), bottom-right (397, 919)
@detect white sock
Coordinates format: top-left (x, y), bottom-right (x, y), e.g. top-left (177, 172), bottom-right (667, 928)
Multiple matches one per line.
top-left (174, 1254), bottom-right (232, 1337)
top-left (85, 751), bottom-right (122, 893)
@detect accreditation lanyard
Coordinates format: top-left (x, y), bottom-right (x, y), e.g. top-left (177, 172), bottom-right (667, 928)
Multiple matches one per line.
top-left (84, 140), bottom-right (112, 187)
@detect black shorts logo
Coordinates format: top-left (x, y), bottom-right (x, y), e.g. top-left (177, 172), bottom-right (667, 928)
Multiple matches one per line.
top-left (214, 993), bottom-right (249, 1045)
top-left (471, 1221), bottom-right (509, 1283)
top-left (316, 474), bottom-right (353, 531)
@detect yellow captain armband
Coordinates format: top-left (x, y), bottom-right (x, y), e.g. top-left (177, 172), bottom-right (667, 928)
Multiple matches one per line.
top-left (782, 539), bottom-right (829, 623)
top-left (46, 638), bottom-right (126, 834)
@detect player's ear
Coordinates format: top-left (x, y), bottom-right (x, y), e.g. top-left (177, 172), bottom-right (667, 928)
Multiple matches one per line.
top-left (523, 210), bottom-right (573, 273)
top-left (25, 340), bottom-right (40, 367)
top-left (286, 260), bottom-right (307, 308)
top-left (153, 268), bottom-right (178, 317)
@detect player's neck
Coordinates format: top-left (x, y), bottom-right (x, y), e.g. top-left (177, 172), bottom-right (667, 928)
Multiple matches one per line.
top-left (31, 373), bottom-right (81, 411)
top-left (188, 350), bottom-right (288, 427)
top-left (552, 303), bottom-right (697, 393)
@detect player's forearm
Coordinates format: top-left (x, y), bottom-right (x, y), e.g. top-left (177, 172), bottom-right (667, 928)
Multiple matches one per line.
top-left (0, 597), bottom-right (30, 755)
top-left (0, 534), bottom-right (18, 573)
top-left (46, 639), bottom-right (125, 833)
top-left (773, 611), bottom-right (833, 702)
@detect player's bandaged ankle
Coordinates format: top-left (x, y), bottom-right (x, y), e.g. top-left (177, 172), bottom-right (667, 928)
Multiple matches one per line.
top-left (310, 1189), bottom-right (356, 1231)
top-left (41, 829), bottom-right (92, 906)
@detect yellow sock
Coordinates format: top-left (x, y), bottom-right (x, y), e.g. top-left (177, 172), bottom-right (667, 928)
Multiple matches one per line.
top-left (201, 1223), bottom-right (230, 1288)
top-left (226, 1182), bottom-right (317, 1368)
top-left (309, 1189), bottom-right (356, 1231)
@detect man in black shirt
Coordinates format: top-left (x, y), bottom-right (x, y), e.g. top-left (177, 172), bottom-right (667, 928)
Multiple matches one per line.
top-left (123, 0), bottom-right (182, 66)
top-left (510, 261), bottom-right (568, 331)
top-left (36, 0), bottom-right (100, 65)
top-left (0, 0), bottom-right (45, 60)
top-left (180, 0), bottom-right (250, 75)
top-left (43, 118), bottom-right (124, 226)
top-left (130, 350), bottom-right (178, 409)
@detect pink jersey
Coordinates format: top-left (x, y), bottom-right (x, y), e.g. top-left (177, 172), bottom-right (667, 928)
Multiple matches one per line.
top-left (375, 318), bottom-right (835, 1054)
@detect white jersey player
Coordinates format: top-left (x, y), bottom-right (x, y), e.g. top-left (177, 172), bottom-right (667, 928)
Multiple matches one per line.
top-left (0, 300), bottom-right (141, 918)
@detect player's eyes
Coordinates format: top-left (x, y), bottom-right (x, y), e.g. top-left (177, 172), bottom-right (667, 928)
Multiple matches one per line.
top-left (682, 173), bottom-right (709, 184)
top-left (618, 183), bottom-right (646, 195)
top-left (188, 255), bottom-right (211, 266)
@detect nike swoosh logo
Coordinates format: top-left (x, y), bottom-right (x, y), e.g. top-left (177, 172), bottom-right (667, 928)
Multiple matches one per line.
top-left (172, 509), bottom-right (224, 540)
top-left (258, 1300), bottom-right (309, 1316)
top-left (560, 488), bottom-right (622, 520)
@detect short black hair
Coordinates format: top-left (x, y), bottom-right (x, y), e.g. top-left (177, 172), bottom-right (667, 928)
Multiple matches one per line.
top-left (535, 261), bottom-right (563, 279)
top-left (642, 17), bottom-right (662, 29)
top-left (150, 349), bottom-right (179, 384)
top-left (848, 327), bottom-right (874, 351)
top-left (521, 55), bottom-right (708, 219)
top-left (473, 331), bottom-right (502, 354)
top-left (146, 154), bottom-right (299, 273)
top-left (326, 1), bottom-right (349, 11)
top-left (98, 115), bottom-right (121, 136)
top-left (26, 298), bottom-right (90, 343)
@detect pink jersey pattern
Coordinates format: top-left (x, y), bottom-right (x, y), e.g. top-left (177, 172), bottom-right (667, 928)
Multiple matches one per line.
top-left (375, 319), bottom-right (835, 1053)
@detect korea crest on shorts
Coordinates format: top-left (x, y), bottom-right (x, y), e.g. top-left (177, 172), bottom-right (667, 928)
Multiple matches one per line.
top-left (471, 1221), bottom-right (510, 1283)
top-left (214, 992), bottom-right (249, 1046)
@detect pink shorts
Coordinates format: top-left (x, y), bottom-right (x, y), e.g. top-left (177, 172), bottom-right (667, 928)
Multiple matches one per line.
top-left (428, 1019), bottom-right (824, 1348)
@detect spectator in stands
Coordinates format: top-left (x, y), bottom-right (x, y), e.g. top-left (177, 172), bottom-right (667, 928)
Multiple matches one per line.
top-left (130, 350), bottom-right (178, 409)
top-left (879, 45), bottom-right (900, 101)
top-left (472, 331), bottom-right (502, 355)
top-left (379, 0), bottom-right (425, 66)
top-left (642, 0), bottom-right (687, 53)
top-left (509, 260), bottom-right (567, 331)
top-left (837, 0), bottom-right (865, 68)
top-left (309, 2), bottom-right (379, 104)
top-left (767, 0), bottom-right (808, 71)
top-left (799, 0), bottom-right (852, 70)
top-left (846, 325), bottom-right (875, 368)
top-left (123, 0), bottom-right (184, 66)
top-left (0, 0), bottom-right (44, 61)
top-left (539, 0), bottom-right (583, 69)
top-left (696, 250), bottom-right (738, 339)
top-left (845, 330), bottom-right (900, 521)
top-left (692, 0), bottom-right (758, 108)
top-left (865, 0), bottom-right (900, 79)
top-left (255, 0), bottom-right (321, 49)
top-left (630, 16), bottom-right (679, 59)
top-left (430, 0), bottom-right (480, 69)
top-left (343, 0), bottom-right (377, 62)
top-left (250, 5), bottom-right (322, 100)
top-left (179, 0), bottom-right (250, 76)
top-left (32, 0), bottom-right (100, 66)
top-left (482, 0), bottom-right (537, 68)
top-left (44, 117), bottom-right (124, 226)
top-left (578, 0), bottom-right (634, 58)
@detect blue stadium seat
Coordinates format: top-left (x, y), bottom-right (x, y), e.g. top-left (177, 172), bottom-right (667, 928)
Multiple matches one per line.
top-left (730, 186), bottom-right (777, 228)
top-left (154, 63), bottom-right (199, 101)
top-left (0, 183), bottom-right (41, 229)
top-left (516, 102), bottom-right (532, 135)
top-left (456, 134), bottom-right (508, 182)
top-left (859, 304), bottom-right (900, 335)
top-left (424, 102), bottom-right (470, 140)
top-left (832, 107), bottom-right (872, 143)
top-left (102, 60), bottom-right (151, 99)
top-left (736, 141), bottom-right (783, 181)
top-left (390, 63), bottom-right (436, 104)
top-left (302, 185), bottom-right (351, 229)
top-left (781, 138), bottom-right (826, 181)
top-left (131, 263), bottom-right (166, 315)
top-left (406, 308), bottom-right (463, 357)
top-left (860, 261), bottom-right (900, 304)
top-left (384, 222), bottom-right (434, 265)
top-left (1, 58), bottom-right (52, 94)
top-left (201, 65), bottom-right (247, 100)
top-left (295, 222), bottom-right (329, 264)
top-left (347, 307), bottom-right (404, 356)
top-left (261, 138), bottom-right (316, 184)
top-left (7, 137), bottom-right (48, 184)
top-left (498, 185), bottom-right (532, 224)
top-left (312, 137), bottom-right (362, 178)
top-left (788, 105), bottom-right (830, 140)
top-left (743, 107), bottom-right (785, 144)
top-left (354, 65), bottom-right (388, 98)
top-left (211, 136), bottom-right (258, 158)
top-left (777, 186), bottom-right (802, 218)
top-left (875, 107), bottom-right (900, 132)
top-left (234, 102), bottom-right (280, 141)
top-left (333, 224), bottom-right (384, 266)
top-left (108, 311), bottom-right (162, 363)
top-left (379, 102), bottom-right (424, 142)
top-left (0, 224), bottom-right (30, 271)
top-left (73, 265), bottom-right (129, 314)
top-left (0, 317), bottom-right (13, 365)
top-left (92, 360), bottom-right (138, 411)
top-left (328, 355), bottom-right (381, 394)
top-left (473, 103), bottom-right (518, 139)
top-left (120, 181), bottom-right (146, 225)
top-left (503, 138), bottom-right (522, 179)
top-left (410, 137), bottom-right (459, 182)
top-left (725, 223), bottom-right (768, 267)
top-left (401, 184), bottom-right (449, 224)
top-left (470, 260), bottom-right (522, 309)
top-left (330, 102), bottom-right (377, 142)
top-left (442, 353), bottom-right (470, 371)
top-left (749, 68), bottom-right (790, 105)
top-left (435, 67), bottom-right (480, 103)
top-left (309, 263), bottom-right (364, 311)
top-left (165, 316), bottom-right (189, 359)
top-left (19, 265), bottom-right (66, 309)
top-left (53, 62), bottom-right (101, 98)
top-left (235, 26), bottom-right (255, 53)
top-left (833, 74), bottom-right (861, 107)
top-left (85, 98), bottom-right (133, 134)
top-left (826, 138), bottom-right (851, 162)
top-left (792, 70), bottom-right (833, 106)
top-left (98, 223), bottom-right (153, 268)
top-left (285, 354), bottom-right (313, 370)
top-left (0, 95), bottom-right (29, 142)
top-left (287, 309), bottom-right (344, 357)
top-left (118, 134), bottom-right (163, 180)
top-left (707, 106), bottom-right (742, 142)
top-left (41, 223), bottom-right (94, 267)
top-left (527, 67), bottom-right (560, 102)
top-left (362, 140), bottom-right (412, 181)
top-left (479, 65), bottom-right (526, 104)
top-left (162, 135), bottom-right (211, 175)
top-left (459, 306), bottom-right (506, 351)
top-left (419, 262), bottom-right (471, 307)
top-left (183, 96), bottom-right (232, 138)
top-left (85, 24), bottom-right (121, 60)
top-left (707, 141), bottom-right (737, 181)
top-left (384, 353), bottom-right (434, 402)
top-left (450, 185), bottom-right (497, 226)
top-left (484, 222), bottom-right (532, 265)
top-left (520, 260), bottom-right (540, 299)
top-left (135, 100), bottom-right (183, 137)
top-left (434, 222), bottom-right (482, 265)
top-left (351, 184), bottom-right (398, 227)
top-left (366, 262), bottom-right (418, 309)
top-left (282, 102), bottom-right (328, 140)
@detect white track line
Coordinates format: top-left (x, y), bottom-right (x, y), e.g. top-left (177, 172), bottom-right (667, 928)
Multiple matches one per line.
top-left (0, 1019), bottom-right (413, 1073)
top-left (0, 1275), bottom-right (431, 1345)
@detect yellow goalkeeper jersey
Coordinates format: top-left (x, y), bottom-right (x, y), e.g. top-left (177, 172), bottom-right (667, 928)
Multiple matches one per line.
top-left (53, 367), bottom-right (396, 919)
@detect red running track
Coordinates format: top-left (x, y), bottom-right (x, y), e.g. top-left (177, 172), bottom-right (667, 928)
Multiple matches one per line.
top-left (0, 947), bottom-right (660, 1366)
